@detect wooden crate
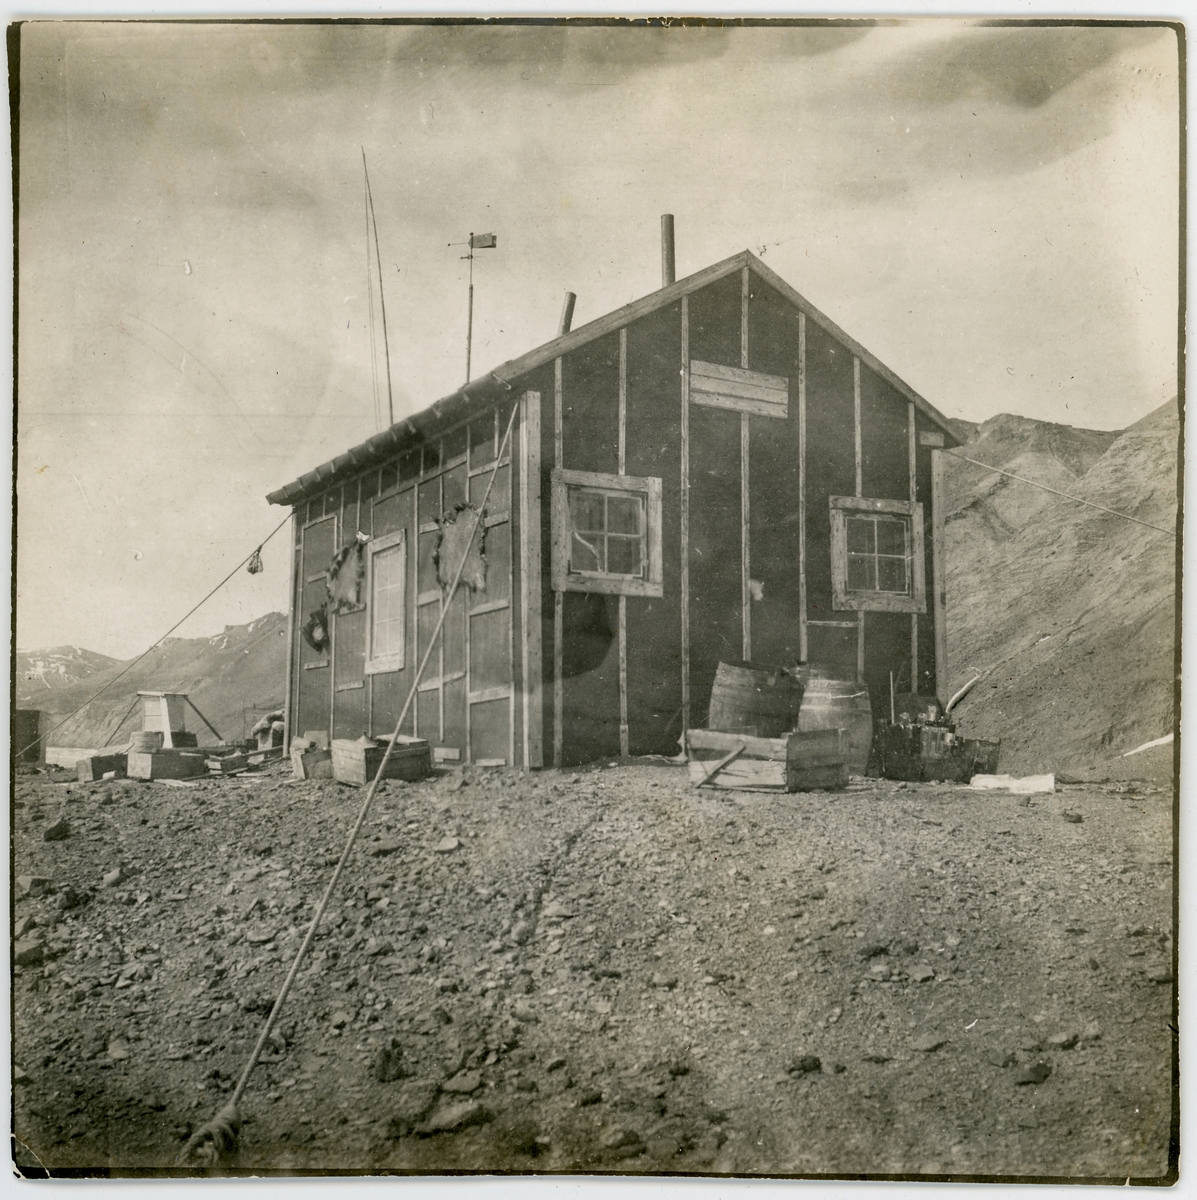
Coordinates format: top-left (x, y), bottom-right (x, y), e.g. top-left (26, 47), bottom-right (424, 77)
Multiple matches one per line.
top-left (127, 750), bottom-right (208, 781)
top-left (207, 753), bottom-right (249, 775)
top-left (331, 737), bottom-right (431, 786)
top-left (291, 746), bottom-right (333, 780)
top-left (76, 753), bottom-right (128, 782)
top-left (687, 728), bottom-right (849, 792)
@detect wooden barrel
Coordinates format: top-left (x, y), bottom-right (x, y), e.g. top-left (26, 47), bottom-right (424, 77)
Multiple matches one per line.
top-left (796, 667), bottom-right (873, 774)
top-left (707, 661), bottom-right (801, 738)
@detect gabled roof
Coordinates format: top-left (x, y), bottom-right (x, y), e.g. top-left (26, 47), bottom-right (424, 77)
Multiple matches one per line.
top-left (267, 249), bottom-right (961, 507)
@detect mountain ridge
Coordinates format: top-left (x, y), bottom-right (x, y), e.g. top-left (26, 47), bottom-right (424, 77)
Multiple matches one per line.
top-left (19, 613), bottom-right (289, 750)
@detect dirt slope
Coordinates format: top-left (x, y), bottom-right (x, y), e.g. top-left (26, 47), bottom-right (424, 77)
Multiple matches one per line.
top-left (941, 401), bottom-right (1179, 780)
top-left (31, 615), bottom-right (289, 750)
top-left (11, 761), bottom-right (1174, 1180)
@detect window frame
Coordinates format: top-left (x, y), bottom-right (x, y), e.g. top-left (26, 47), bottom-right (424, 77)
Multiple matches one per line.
top-left (551, 468), bottom-right (664, 598)
top-left (829, 495), bottom-right (927, 614)
top-left (364, 527), bottom-right (407, 675)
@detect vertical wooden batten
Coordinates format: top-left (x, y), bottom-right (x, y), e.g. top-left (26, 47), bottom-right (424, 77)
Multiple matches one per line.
top-left (680, 297), bottom-right (691, 738)
top-left (853, 358), bottom-right (862, 496)
top-left (740, 267), bottom-right (751, 663)
top-left (436, 475), bottom-right (445, 744)
top-left (798, 312), bottom-right (807, 663)
top-left (282, 510), bottom-right (299, 747)
top-left (854, 358), bottom-right (864, 681)
top-left (359, 475), bottom-right (372, 737)
top-left (931, 447), bottom-right (948, 701)
top-left (553, 358), bottom-right (564, 768)
top-left (329, 486), bottom-right (343, 730)
top-left (908, 400), bottom-right (919, 692)
top-left (412, 476), bottom-right (421, 739)
top-left (519, 392), bottom-right (543, 768)
top-left (618, 328), bottom-right (630, 759)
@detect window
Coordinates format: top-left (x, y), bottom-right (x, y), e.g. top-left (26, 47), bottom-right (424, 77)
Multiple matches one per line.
top-left (365, 528), bottom-right (406, 673)
top-left (829, 496), bottom-right (926, 613)
top-left (551, 469), bottom-right (663, 597)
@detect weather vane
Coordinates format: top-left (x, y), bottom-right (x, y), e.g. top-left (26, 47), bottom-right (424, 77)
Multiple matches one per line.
top-left (449, 232), bottom-right (497, 383)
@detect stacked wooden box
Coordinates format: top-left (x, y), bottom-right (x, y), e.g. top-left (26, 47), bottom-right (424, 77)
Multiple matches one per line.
top-left (127, 749), bottom-right (208, 781)
top-left (76, 753), bottom-right (128, 782)
top-left (331, 736), bottom-right (431, 786)
top-left (687, 727), bottom-right (850, 792)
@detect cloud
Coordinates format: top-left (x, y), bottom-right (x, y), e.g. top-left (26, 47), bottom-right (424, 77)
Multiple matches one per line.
top-left (787, 23), bottom-right (1178, 198)
top-left (875, 23), bottom-right (1169, 111)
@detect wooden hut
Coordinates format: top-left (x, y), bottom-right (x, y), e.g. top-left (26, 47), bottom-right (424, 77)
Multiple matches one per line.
top-left (268, 231), bottom-right (962, 769)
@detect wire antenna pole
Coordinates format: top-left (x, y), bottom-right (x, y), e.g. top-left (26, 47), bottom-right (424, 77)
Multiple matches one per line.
top-left (362, 149), bottom-right (394, 428)
top-left (364, 159), bottom-right (382, 432)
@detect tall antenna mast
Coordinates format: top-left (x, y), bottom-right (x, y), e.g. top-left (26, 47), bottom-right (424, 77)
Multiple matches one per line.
top-left (364, 163), bottom-right (382, 432)
top-left (450, 231), bottom-right (497, 382)
top-left (362, 149), bottom-right (394, 427)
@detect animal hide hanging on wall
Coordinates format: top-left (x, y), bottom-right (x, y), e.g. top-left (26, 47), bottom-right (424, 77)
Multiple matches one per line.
top-left (326, 540), bottom-right (366, 614)
top-left (302, 604), bottom-right (330, 654)
top-left (435, 504), bottom-right (488, 594)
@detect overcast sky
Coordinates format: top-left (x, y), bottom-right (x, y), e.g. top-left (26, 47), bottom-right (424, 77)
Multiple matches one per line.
top-left (15, 19), bottom-right (1180, 658)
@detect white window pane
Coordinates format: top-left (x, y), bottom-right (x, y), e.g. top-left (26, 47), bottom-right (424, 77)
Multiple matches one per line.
top-left (372, 543), bottom-right (405, 659)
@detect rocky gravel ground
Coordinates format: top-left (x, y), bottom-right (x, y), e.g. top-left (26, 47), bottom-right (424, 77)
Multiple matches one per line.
top-left (11, 758), bottom-right (1175, 1180)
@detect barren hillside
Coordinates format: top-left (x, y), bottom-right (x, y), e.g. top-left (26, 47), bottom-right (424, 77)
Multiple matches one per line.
top-left (16, 647), bottom-right (122, 703)
top-left (28, 615), bottom-right (289, 750)
top-left (942, 400), bottom-right (1179, 779)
